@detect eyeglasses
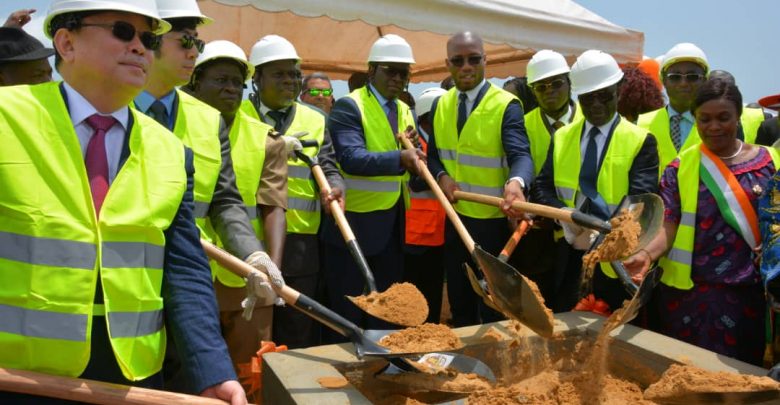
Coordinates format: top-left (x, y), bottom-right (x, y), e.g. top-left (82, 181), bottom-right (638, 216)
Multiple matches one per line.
top-left (665, 73), bottom-right (705, 84)
top-left (306, 88), bottom-right (333, 97)
top-left (448, 55), bottom-right (484, 68)
top-left (178, 34), bottom-right (205, 53)
top-left (578, 88), bottom-right (615, 104)
top-left (377, 65), bottom-right (410, 80)
top-left (80, 21), bottom-right (161, 51)
top-left (531, 78), bottom-right (567, 93)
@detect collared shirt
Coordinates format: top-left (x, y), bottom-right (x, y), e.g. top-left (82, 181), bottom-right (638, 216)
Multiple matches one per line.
top-left (544, 103), bottom-right (573, 127)
top-left (258, 101), bottom-right (291, 129)
top-left (64, 81), bottom-right (128, 184)
top-left (135, 90), bottom-right (176, 129)
top-left (581, 113), bottom-right (619, 166)
top-left (368, 83), bottom-right (392, 116)
top-left (458, 79), bottom-right (487, 117)
top-left (667, 105), bottom-right (694, 145)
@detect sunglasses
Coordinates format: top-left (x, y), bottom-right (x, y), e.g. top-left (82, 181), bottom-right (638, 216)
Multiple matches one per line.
top-left (377, 65), bottom-right (410, 80)
top-left (179, 34), bottom-right (205, 53)
top-left (665, 73), bottom-right (705, 84)
top-left (448, 55), bottom-right (484, 68)
top-left (80, 21), bottom-right (160, 51)
top-left (578, 89), bottom-right (615, 104)
top-left (531, 78), bottom-right (567, 93)
top-left (306, 88), bottom-right (333, 97)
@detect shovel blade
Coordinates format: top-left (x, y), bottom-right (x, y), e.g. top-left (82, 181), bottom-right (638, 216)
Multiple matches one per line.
top-left (472, 246), bottom-right (554, 338)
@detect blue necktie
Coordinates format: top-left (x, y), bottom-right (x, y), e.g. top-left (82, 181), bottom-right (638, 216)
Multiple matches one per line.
top-left (148, 100), bottom-right (169, 130)
top-left (579, 126), bottom-right (610, 220)
top-left (457, 92), bottom-right (468, 135)
top-left (386, 100), bottom-right (398, 135)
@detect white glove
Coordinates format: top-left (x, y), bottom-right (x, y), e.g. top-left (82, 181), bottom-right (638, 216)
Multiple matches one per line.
top-left (281, 131), bottom-right (308, 161)
top-left (561, 221), bottom-right (597, 250)
top-left (241, 251), bottom-right (286, 320)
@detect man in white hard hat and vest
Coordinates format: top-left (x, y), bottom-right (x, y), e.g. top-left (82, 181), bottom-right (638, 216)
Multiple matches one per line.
top-left (533, 50), bottom-right (658, 313)
top-left (426, 31), bottom-right (534, 327)
top-left (325, 34), bottom-right (424, 337)
top-left (0, 0), bottom-right (245, 403)
top-left (243, 34), bottom-right (344, 349)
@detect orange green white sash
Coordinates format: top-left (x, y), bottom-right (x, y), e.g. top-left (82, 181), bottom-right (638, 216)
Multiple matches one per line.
top-left (699, 144), bottom-right (760, 248)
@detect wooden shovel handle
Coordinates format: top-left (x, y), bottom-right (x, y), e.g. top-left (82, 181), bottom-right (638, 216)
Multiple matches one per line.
top-left (0, 367), bottom-right (224, 404)
top-left (309, 164), bottom-right (356, 242)
top-left (398, 134), bottom-right (476, 252)
top-left (453, 190), bottom-right (576, 223)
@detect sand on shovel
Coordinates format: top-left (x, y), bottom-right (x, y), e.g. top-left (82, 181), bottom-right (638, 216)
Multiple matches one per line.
top-left (379, 323), bottom-right (463, 353)
top-left (582, 206), bottom-right (642, 277)
top-left (348, 282), bottom-right (429, 326)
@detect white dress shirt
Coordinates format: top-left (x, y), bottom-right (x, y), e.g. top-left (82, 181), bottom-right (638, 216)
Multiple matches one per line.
top-left (545, 103), bottom-right (573, 127)
top-left (458, 79), bottom-right (487, 117)
top-left (580, 113), bottom-right (619, 167)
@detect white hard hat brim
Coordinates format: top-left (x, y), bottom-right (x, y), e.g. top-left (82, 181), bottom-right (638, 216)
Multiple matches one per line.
top-left (45, 0), bottom-right (171, 38)
top-left (573, 70), bottom-right (624, 97)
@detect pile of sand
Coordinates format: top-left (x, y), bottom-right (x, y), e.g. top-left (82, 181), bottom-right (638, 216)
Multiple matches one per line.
top-left (379, 323), bottom-right (463, 353)
top-left (349, 282), bottom-right (429, 326)
top-left (644, 363), bottom-right (780, 401)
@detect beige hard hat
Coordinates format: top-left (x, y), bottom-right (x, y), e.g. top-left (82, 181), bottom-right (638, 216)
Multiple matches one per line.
top-left (156, 0), bottom-right (213, 25)
top-left (249, 35), bottom-right (300, 67)
top-left (661, 42), bottom-right (708, 76)
top-left (368, 34), bottom-right (415, 64)
top-left (416, 87), bottom-right (447, 116)
top-left (45, 0), bottom-right (171, 38)
top-left (569, 50), bottom-right (623, 95)
top-left (195, 40), bottom-right (254, 80)
top-left (527, 50), bottom-right (570, 84)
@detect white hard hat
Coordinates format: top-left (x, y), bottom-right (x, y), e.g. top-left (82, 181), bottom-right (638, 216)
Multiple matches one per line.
top-left (195, 40), bottom-right (254, 80)
top-left (367, 34), bottom-right (415, 64)
top-left (661, 42), bottom-right (709, 75)
top-left (249, 35), bottom-right (300, 67)
top-left (527, 50), bottom-right (570, 84)
top-left (45, 0), bottom-right (171, 38)
top-left (416, 87), bottom-right (447, 116)
top-left (157, 0), bottom-right (213, 25)
top-left (569, 50), bottom-right (624, 95)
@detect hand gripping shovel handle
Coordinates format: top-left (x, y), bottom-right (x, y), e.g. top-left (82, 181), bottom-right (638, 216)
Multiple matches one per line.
top-left (453, 190), bottom-right (612, 233)
top-left (294, 151), bottom-right (377, 292)
top-left (397, 135), bottom-right (476, 252)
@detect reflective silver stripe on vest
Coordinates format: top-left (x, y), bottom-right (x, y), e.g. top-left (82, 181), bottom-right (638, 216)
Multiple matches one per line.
top-left (245, 205), bottom-right (258, 221)
top-left (108, 309), bottom-right (164, 338)
top-left (438, 148), bottom-right (456, 161)
top-left (102, 241), bottom-right (164, 270)
top-left (410, 190), bottom-right (437, 200)
top-left (666, 247), bottom-right (692, 265)
top-left (288, 197), bottom-right (319, 212)
top-left (0, 303), bottom-right (87, 341)
top-left (193, 201), bottom-right (210, 218)
top-left (0, 231), bottom-right (96, 270)
top-left (680, 212), bottom-right (696, 227)
top-left (555, 187), bottom-right (575, 202)
top-left (458, 153), bottom-right (506, 169)
top-left (288, 165), bottom-right (311, 179)
top-left (457, 183), bottom-right (503, 197)
top-left (344, 178), bottom-right (399, 193)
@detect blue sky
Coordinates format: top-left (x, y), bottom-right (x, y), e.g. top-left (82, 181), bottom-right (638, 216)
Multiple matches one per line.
top-left (8, 0), bottom-right (778, 103)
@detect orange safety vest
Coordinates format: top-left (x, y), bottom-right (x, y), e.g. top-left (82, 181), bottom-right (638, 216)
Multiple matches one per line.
top-left (405, 138), bottom-right (445, 246)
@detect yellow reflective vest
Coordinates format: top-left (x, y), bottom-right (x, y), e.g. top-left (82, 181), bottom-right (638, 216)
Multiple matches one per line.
top-left (0, 82), bottom-right (186, 380)
top-left (524, 103), bottom-right (583, 175)
top-left (552, 116), bottom-right (648, 277)
top-left (434, 83), bottom-right (515, 219)
top-left (284, 102), bottom-right (326, 234)
top-left (659, 145), bottom-right (780, 289)
top-left (342, 86), bottom-right (414, 213)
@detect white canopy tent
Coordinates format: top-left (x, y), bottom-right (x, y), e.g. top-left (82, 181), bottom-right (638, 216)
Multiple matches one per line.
top-left (198, 0), bottom-right (644, 82)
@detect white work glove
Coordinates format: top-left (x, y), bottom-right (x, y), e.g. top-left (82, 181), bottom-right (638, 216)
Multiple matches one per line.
top-left (560, 221), bottom-right (598, 251)
top-left (241, 251), bottom-right (286, 320)
top-left (281, 131), bottom-right (308, 161)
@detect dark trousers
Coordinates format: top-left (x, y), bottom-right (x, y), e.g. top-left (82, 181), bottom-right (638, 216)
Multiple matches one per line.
top-left (273, 233), bottom-right (321, 349)
top-left (506, 222), bottom-right (557, 308)
top-left (444, 215), bottom-right (508, 327)
top-left (403, 244), bottom-right (445, 324)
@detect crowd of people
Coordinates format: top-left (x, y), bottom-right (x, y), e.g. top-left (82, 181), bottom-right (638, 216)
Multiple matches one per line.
top-left (2, 1), bottom-right (780, 404)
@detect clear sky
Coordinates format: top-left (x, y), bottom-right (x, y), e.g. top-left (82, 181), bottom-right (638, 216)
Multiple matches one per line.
top-left (7, 0), bottom-right (778, 103)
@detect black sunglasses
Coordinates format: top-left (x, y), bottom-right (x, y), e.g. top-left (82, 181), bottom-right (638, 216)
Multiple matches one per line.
top-left (80, 21), bottom-right (160, 51)
top-left (448, 55), bottom-right (484, 68)
top-left (578, 88), bottom-right (615, 104)
top-left (179, 34), bottom-right (205, 53)
top-left (377, 65), bottom-right (410, 80)
top-left (306, 88), bottom-right (333, 97)
top-left (531, 78), bottom-right (567, 93)
top-left (665, 73), bottom-right (705, 84)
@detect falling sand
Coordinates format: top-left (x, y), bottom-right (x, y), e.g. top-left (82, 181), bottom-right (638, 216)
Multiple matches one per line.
top-left (348, 282), bottom-right (429, 326)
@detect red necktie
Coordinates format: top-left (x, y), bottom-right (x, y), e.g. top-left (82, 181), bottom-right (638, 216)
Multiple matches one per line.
top-left (84, 114), bottom-right (117, 217)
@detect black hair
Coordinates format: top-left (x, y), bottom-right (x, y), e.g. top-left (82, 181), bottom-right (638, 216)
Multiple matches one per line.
top-left (166, 17), bottom-right (202, 32)
top-left (692, 77), bottom-right (743, 118)
top-left (504, 77), bottom-right (538, 112)
top-left (348, 71), bottom-right (368, 92)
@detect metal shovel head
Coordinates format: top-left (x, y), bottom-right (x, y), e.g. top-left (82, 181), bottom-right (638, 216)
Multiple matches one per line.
top-left (472, 245), bottom-right (554, 338)
top-left (614, 193), bottom-right (664, 257)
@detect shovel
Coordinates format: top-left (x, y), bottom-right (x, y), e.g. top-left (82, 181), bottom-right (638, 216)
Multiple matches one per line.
top-left (398, 134), bottom-right (554, 338)
top-left (292, 145), bottom-right (428, 326)
top-left (201, 239), bottom-right (496, 384)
